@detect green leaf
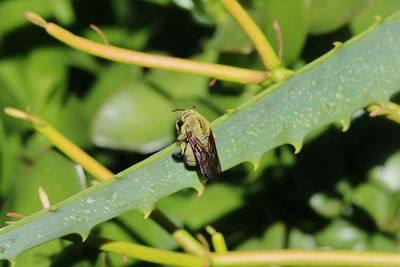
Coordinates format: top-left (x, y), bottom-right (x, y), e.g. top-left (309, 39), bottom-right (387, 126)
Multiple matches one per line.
top-left (158, 184), bottom-right (244, 229)
top-left (146, 51), bottom-right (217, 99)
top-left (25, 47), bottom-right (68, 111)
top-left (0, 59), bottom-right (29, 108)
top-left (47, 0), bottom-right (75, 25)
top-left (287, 228), bottom-right (316, 249)
top-left (316, 219), bottom-right (368, 249)
top-left (350, 0), bottom-right (400, 35)
top-left (0, 0), bottom-right (52, 34)
top-left (369, 151), bottom-right (400, 193)
top-left (369, 233), bottom-right (398, 251)
top-left (0, 118), bottom-right (20, 197)
top-left (237, 222), bottom-right (286, 250)
top-left (91, 80), bottom-right (176, 153)
top-left (1, 11), bottom-right (400, 262)
top-left (309, 192), bottom-right (342, 218)
top-left (210, 0), bottom-right (308, 65)
top-left (256, 0), bottom-right (309, 65)
top-left (352, 183), bottom-right (392, 231)
top-left (308, 0), bottom-right (369, 34)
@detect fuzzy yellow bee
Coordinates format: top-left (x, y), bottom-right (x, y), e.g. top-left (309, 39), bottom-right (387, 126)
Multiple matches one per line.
top-left (174, 109), bottom-right (221, 182)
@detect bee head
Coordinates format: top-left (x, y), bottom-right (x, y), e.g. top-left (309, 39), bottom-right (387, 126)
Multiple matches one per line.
top-left (172, 106), bottom-right (197, 122)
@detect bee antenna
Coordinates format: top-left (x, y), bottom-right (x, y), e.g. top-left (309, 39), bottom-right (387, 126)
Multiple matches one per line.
top-left (172, 108), bottom-right (185, 112)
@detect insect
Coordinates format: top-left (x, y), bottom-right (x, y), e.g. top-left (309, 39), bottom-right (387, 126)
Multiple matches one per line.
top-left (174, 109), bottom-right (221, 182)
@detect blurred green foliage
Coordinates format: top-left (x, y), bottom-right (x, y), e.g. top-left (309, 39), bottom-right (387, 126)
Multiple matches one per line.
top-left (0, 0), bottom-right (399, 266)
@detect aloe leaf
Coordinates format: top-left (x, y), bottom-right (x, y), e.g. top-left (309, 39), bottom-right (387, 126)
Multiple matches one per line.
top-left (1, 12), bottom-right (400, 263)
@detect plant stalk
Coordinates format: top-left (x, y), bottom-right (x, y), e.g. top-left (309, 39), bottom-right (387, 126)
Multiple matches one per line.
top-left (211, 250), bottom-right (400, 266)
top-left (23, 12), bottom-right (270, 85)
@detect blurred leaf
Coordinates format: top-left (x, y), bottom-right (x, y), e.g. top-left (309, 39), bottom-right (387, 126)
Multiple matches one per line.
top-left (0, 119), bottom-right (20, 197)
top-left (350, 0), bottom-right (400, 34)
top-left (146, 51), bottom-right (218, 99)
top-left (208, 15), bottom-right (253, 53)
top-left (308, 0), bottom-right (369, 34)
top-left (57, 96), bottom-right (92, 149)
top-left (0, 0), bottom-right (52, 35)
top-left (256, 0), bottom-right (309, 65)
top-left (369, 150), bottom-right (400, 193)
top-left (316, 219), bottom-right (368, 249)
top-left (105, 210), bottom-right (176, 249)
top-left (2, 150), bottom-right (83, 217)
top-left (143, 0), bottom-right (172, 6)
top-left (25, 47), bottom-right (67, 111)
top-left (158, 184), bottom-right (244, 229)
top-left (352, 182), bottom-right (392, 231)
top-left (20, 134), bottom-right (53, 162)
top-left (67, 50), bottom-right (104, 75)
top-left (287, 228), bottom-right (316, 249)
top-left (309, 192), bottom-right (342, 218)
top-left (15, 241), bottom-right (67, 267)
top-left (0, 59), bottom-right (29, 108)
top-left (91, 80), bottom-right (176, 153)
top-left (83, 26), bottom-right (151, 51)
top-left (85, 64), bottom-right (141, 117)
top-left (210, 0), bottom-right (308, 65)
top-left (47, 0), bottom-right (75, 25)
top-left (237, 222), bottom-right (286, 250)
top-left (369, 233), bottom-right (398, 251)
top-left (192, 0), bottom-right (229, 24)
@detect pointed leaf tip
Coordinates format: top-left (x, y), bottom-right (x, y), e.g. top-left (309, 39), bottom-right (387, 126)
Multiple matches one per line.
top-left (333, 42), bottom-right (343, 49)
top-left (290, 142), bottom-right (303, 154)
top-left (195, 183), bottom-right (205, 196)
top-left (249, 158), bottom-right (261, 170)
top-left (140, 207), bottom-right (154, 219)
top-left (78, 231), bottom-right (91, 242)
top-left (340, 119), bottom-right (351, 132)
top-left (3, 108), bottom-right (28, 120)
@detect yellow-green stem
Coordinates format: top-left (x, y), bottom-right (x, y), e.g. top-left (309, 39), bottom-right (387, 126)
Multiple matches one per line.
top-left (211, 250), bottom-right (400, 266)
top-left (220, 0), bottom-right (281, 70)
top-left (66, 235), bottom-right (207, 267)
top-left (368, 102), bottom-right (400, 123)
top-left (206, 226), bottom-right (228, 253)
top-left (172, 229), bottom-right (207, 256)
top-left (4, 108), bottom-right (112, 180)
top-left (23, 12), bottom-right (270, 85)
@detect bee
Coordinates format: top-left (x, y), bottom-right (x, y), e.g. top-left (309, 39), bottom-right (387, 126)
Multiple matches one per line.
top-left (174, 109), bottom-right (221, 182)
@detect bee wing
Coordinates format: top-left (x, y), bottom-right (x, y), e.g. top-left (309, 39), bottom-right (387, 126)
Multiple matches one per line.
top-left (187, 130), bottom-right (221, 182)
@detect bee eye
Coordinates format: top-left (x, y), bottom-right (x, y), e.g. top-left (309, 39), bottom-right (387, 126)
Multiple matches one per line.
top-left (176, 120), bottom-right (183, 129)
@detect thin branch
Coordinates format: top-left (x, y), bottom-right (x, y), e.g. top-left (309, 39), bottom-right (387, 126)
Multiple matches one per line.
top-left (368, 102), bottom-right (400, 123)
top-left (272, 20), bottom-right (283, 60)
top-left (23, 12), bottom-right (270, 85)
top-left (65, 234), bottom-right (206, 267)
top-left (4, 107), bottom-right (113, 181)
top-left (211, 249), bottom-right (400, 267)
top-left (89, 24), bottom-right (109, 45)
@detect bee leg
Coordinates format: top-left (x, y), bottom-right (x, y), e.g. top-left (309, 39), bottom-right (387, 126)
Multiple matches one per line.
top-left (176, 133), bottom-right (186, 141)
